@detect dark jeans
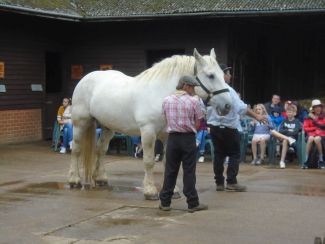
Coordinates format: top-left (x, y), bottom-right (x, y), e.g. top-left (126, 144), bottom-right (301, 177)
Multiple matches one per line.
top-left (210, 126), bottom-right (240, 185)
top-left (159, 133), bottom-right (199, 208)
top-left (155, 139), bottom-right (164, 155)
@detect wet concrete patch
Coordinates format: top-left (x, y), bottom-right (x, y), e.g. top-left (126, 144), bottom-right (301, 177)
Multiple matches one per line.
top-left (45, 206), bottom-right (185, 242)
top-left (248, 184), bottom-right (325, 198)
top-left (9, 182), bottom-right (68, 195)
top-left (292, 185), bottom-right (325, 197)
top-left (0, 195), bottom-right (26, 204)
top-left (7, 182), bottom-right (139, 195)
top-left (0, 182), bottom-right (68, 206)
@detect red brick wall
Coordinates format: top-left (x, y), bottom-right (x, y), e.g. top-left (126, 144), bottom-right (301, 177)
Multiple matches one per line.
top-left (0, 109), bottom-right (42, 144)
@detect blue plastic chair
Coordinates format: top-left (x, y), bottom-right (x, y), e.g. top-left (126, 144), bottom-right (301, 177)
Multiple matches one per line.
top-left (51, 121), bottom-right (63, 152)
top-left (204, 137), bottom-right (215, 162)
top-left (239, 118), bottom-right (254, 163)
top-left (109, 133), bottom-right (133, 156)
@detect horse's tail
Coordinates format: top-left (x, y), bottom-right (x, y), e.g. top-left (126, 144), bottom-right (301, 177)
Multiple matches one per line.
top-left (80, 120), bottom-right (96, 183)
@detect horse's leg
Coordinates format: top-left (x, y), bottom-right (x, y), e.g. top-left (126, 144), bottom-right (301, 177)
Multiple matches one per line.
top-left (68, 122), bottom-right (87, 188)
top-left (160, 136), bottom-right (181, 199)
top-left (141, 128), bottom-right (159, 200)
top-left (93, 128), bottom-right (114, 186)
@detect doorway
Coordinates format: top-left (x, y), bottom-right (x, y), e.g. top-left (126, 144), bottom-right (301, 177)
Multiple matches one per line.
top-left (44, 52), bottom-right (63, 140)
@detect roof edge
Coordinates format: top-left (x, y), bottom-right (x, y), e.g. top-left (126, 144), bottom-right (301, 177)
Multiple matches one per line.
top-left (0, 4), bottom-right (82, 21)
top-left (1, 4), bottom-right (325, 22)
top-left (82, 9), bottom-right (325, 22)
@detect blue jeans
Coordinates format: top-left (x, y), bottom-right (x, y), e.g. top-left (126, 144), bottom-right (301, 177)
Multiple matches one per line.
top-left (196, 130), bottom-right (208, 155)
top-left (130, 136), bottom-right (141, 146)
top-left (62, 123), bottom-right (73, 148)
top-left (96, 128), bottom-right (102, 141)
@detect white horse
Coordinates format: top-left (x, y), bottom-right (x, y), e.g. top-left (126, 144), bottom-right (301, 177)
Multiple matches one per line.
top-left (68, 48), bottom-right (232, 199)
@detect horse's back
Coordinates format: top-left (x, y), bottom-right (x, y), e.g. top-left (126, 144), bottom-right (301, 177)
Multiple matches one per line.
top-left (72, 70), bottom-right (138, 131)
top-left (74, 70), bottom-right (129, 93)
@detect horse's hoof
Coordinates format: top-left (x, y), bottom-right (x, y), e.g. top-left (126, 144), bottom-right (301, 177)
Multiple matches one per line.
top-left (95, 181), bottom-right (108, 187)
top-left (172, 192), bottom-right (181, 199)
top-left (83, 183), bottom-right (92, 190)
top-left (69, 182), bottom-right (82, 189)
top-left (144, 194), bottom-right (159, 201)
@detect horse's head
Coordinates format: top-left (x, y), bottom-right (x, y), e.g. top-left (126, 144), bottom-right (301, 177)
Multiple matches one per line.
top-left (193, 48), bottom-right (232, 116)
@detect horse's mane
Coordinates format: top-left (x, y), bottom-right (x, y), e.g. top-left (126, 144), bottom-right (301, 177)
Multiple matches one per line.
top-left (135, 55), bottom-right (196, 82)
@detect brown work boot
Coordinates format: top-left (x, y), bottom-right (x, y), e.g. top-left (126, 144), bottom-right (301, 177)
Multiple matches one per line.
top-left (188, 203), bottom-right (208, 213)
top-left (226, 183), bottom-right (247, 192)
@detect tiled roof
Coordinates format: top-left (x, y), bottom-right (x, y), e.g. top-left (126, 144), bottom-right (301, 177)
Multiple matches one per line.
top-left (0, 0), bottom-right (325, 20)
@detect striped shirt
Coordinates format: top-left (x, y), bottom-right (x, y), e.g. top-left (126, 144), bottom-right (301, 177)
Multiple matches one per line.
top-left (163, 93), bottom-right (203, 133)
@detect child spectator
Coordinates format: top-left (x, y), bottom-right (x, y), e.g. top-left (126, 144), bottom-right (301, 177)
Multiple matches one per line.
top-left (270, 106), bottom-right (285, 156)
top-left (302, 99), bottom-right (325, 169)
top-left (270, 106), bottom-right (284, 129)
top-left (195, 96), bottom-right (208, 163)
top-left (251, 104), bottom-right (274, 165)
top-left (278, 104), bottom-right (302, 168)
top-left (57, 98), bottom-right (73, 154)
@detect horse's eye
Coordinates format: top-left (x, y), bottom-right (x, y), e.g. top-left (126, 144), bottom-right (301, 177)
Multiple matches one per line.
top-left (208, 74), bottom-right (215, 80)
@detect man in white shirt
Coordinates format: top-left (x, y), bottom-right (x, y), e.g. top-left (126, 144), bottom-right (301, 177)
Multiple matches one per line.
top-left (207, 65), bottom-right (266, 191)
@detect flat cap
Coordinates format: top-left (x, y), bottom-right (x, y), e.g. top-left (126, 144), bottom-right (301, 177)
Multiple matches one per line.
top-left (179, 75), bottom-right (200, 86)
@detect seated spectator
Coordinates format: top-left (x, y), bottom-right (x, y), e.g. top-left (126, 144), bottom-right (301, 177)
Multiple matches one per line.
top-left (270, 105), bottom-right (285, 156)
top-left (57, 98), bottom-right (73, 154)
top-left (251, 104), bottom-right (274, 165)
top-left (296, 102), bottom-right (309, 123)
top-left (270, 106), bottom-right (284, 130)
top-left (278, 104), bottom-right (302, 168)
top-left (251, 104), bottom-right (296, 165)
top-left (194, 96), bottom-right (208, 163)
top-left (196, 118), bottom-right (208, 163)
top-left (264, 94), bottom-right (284, 115)
top-left (154, 139), bottom-right (164, 162)
top-left (131, 136), bottom-right (142, 158)
top-left (302, 99), bottom-right (325, 169)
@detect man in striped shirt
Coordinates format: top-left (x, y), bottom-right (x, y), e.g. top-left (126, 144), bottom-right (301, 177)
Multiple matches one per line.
top-left (159, 75), bottom-right (208, 213)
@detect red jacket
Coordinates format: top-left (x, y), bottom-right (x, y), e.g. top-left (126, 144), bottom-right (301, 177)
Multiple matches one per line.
top-left (304, 114), bottom-right (325, 137)
top-left (314, 114), bottom-right (325, 137)
top-left (303, 117), bottom-right (317, 136)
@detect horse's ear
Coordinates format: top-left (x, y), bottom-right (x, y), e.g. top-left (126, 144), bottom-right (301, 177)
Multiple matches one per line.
top-left (193, 48), bottom-right (206, 67)
top-left (210, 48), bottom-right (216, 60)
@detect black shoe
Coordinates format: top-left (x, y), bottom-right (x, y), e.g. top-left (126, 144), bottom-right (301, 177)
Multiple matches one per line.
top-left (226, 183), bottom-right (247, 192)
top-left (216, 184), bottom-right (225, 191)
top-left (301, 161), bottom-right (309, 169)
top-left (318, 161), bottom-right (325, 169)
top-left (159, 204), bottom-right (171, 211)
top-left (188, 203), bottom-right (208, 213)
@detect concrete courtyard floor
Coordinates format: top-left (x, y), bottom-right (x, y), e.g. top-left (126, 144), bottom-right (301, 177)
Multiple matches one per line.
top-left (0, 141), bottom-right (325, 244)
